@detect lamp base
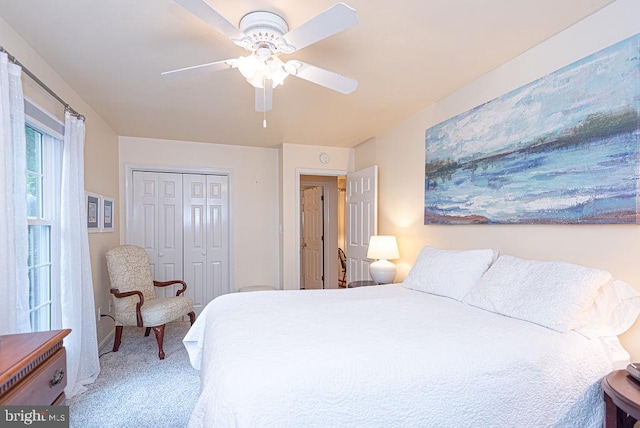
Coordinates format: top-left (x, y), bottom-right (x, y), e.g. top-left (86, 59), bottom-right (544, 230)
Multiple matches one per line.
top-left (369, 259), bottom-right (396, 284)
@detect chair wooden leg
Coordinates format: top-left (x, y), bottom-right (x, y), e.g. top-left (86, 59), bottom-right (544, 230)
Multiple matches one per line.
top-left (152, 325), bottom-right (166, 360)
top-left (113, 325), bottom-right (123, 352)
top-left (144, 327), bottom-right (151, 337)
top-left (188, 311), bottom-right (196, 325)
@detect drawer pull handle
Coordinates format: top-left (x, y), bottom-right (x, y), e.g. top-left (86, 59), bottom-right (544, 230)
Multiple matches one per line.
top-left (49, 369), bottom-right (65, 387)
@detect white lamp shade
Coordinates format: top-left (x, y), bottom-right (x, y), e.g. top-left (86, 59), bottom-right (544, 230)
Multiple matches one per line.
top-left (366, 235), bottom-right (400, 260)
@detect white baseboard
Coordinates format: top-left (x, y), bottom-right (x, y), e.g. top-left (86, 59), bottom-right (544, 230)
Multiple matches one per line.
top-left (98, 328), bottom-right (115, 353)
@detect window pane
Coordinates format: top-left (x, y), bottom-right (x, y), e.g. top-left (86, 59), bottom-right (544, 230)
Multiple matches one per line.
top-left (30, 305), bottom-right (51, 333)
top-left (28, 225), bottom-right (52, 331)
top-left (29, 265), bottom-right (51, 309)
top-left (26, 126), bottom-right (39, 172)
top-left (26, 126), bottom-right (43, 218)
top-left (26, 173), bottom-right (43, 218)
top-left (28, 225), bottom-right (51, 266)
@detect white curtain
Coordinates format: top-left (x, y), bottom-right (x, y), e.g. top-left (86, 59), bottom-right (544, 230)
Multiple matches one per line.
top-left (0, 52), bottom-right (30, 335)
top-left (60, 111), bottom-right (100, 398)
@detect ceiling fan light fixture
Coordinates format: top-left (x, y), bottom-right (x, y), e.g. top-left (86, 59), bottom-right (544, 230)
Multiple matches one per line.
top-left (237, 55), bottom-right (261, 80)
top-left (238, 54), bottom-right (289, 88)
top-left (267, 57), bottom-right (288, 87)
top-left (285, 60), bottom-right (302, 75)
top-left (246, 73), bottom-right (266, 88)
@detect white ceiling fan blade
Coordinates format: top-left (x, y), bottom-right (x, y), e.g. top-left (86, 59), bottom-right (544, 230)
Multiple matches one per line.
top-left (283, 3), bottom-right (358, 52)
top-left (287, 61), bottom-right (358, 94)
top-left (175, 0), bottom-right (245, 41)
top-left (161, 59), bottom-right (236, 77)
top-left (255, 81), bottom-right (273, 112)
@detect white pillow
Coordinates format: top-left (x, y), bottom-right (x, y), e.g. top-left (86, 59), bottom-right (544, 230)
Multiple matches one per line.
top-left (402, 246), bottom-right (497, 301)
top-left (575, 280), bottom-right (640, 338)
top-left (463, 255), bottom-right (613, 333)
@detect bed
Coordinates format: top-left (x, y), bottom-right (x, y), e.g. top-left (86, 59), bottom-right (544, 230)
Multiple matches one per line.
top-left (183, 247), bottom-right (640, 427)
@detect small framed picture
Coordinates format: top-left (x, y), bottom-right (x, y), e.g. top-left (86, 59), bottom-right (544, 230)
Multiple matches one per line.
top-left (86, 192), bottom-right (101, 233)
top-left (102, 197), bottom-right (114, 232)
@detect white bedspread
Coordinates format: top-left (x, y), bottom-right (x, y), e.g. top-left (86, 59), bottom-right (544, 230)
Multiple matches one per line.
top-left (183, 285), bottom-right (618, 427)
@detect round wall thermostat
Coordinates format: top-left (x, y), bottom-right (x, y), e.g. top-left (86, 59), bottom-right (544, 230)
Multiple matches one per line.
top-left (319, 152), bottom-right (329, 164)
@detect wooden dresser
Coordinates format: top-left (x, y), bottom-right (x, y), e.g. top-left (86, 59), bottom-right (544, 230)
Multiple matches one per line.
top-left (0, 329), bottom-right (71, 405)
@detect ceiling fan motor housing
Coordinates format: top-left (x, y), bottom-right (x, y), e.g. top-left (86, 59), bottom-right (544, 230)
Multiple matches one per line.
top-left (238, 11), bottom-right (293, 53)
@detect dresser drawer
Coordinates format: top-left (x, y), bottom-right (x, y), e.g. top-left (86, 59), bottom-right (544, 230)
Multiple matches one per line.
top-left (0, 348), bottom-right (67, 405)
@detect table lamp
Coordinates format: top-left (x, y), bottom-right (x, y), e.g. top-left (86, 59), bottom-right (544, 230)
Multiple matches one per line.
top-left (367, 235), bottom-right (400, 284)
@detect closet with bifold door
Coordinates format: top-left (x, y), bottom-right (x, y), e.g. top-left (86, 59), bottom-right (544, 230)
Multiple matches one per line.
top-left (130, 170), bottom-right (230, 315)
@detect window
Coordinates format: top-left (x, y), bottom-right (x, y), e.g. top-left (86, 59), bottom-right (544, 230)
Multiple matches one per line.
top-left (26, 120), bottom-right (62, 332)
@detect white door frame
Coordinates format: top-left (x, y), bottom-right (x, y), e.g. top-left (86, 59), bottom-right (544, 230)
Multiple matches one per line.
top-left (124, 163), bottom-right (234, 291)
top-left (295, 168), bottom-right (347, 290)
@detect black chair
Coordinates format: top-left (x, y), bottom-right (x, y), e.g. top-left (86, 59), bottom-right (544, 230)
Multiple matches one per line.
top-left (338, 248), bottom-right (347, 287)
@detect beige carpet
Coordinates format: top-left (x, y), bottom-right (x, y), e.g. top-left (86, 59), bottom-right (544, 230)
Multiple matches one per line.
top-left (68, 322), bottom-right (199, 428)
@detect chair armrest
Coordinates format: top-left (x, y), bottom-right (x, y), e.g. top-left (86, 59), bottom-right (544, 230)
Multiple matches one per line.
top-left (153, 280), bottom-right (188, 296)
top-left (110, 288), bottom-right (144, 327)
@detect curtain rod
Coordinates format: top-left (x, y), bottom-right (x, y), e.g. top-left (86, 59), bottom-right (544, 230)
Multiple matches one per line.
top-left (0, 45), bottom-right (85, 121)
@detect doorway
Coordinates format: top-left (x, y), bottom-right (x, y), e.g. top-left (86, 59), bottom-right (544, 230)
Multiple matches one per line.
top-left (296, 166), bottom-right (377, 290)
top-left (299, 175), bottom-right (346, 289)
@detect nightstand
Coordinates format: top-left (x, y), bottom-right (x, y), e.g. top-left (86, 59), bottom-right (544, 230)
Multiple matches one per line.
top-left (602, 370), bottom-right (640, 427)
top-left (347, 280), bottom-right (377, 288)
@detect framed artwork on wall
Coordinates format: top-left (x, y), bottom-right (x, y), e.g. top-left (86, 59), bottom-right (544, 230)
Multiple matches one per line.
top-left (102, 196), bottom-right (114, 232)
top-left (86, 191), bottom-right (101, 233)
top-left (424, 33), bottom-right (640, 225)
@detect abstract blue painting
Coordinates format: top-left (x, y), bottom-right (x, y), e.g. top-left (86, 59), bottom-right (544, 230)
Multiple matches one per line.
top-left (424, 34), bottom-right (640, 225)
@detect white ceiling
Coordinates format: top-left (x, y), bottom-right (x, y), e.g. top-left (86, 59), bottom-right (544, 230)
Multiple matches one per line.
top-left (0, 0), bottom-right (614, 148)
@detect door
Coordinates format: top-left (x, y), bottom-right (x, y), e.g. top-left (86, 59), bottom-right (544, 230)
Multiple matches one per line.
top-left (129, 170), bottom-right (230, 311)
top-left (205, 175), bottom-right (230, 304)
top-left (131, 171), bottom-right (184, 298)
top-left (301, 186), bottom-right (324, 289)
top-left (346, 166), bottom-right (378, 283)
top-left (183, 174), bottom-right (230, 314)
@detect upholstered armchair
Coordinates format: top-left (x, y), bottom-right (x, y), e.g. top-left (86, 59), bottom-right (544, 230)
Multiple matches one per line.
top-left (106, 245), bottom-right (195, 360)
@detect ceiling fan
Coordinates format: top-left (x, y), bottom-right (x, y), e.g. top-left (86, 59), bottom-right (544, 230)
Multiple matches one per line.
top-left (163, 0), bottom-right (359, 117)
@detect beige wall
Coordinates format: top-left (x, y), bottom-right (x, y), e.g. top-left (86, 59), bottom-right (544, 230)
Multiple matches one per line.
top-left (356, 0), bottom-right (640, 358)
top-left (279, 143), bottom-right (355, 289)
top-left (0, 17), bottom-right (120, 348)
top-left (118, 136), bottom-right (280, 291)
